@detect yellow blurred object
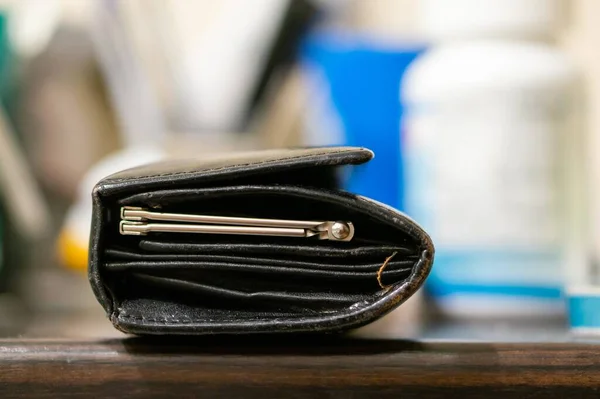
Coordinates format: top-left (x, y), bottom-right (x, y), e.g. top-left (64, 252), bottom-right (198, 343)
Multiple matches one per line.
top-left (57, 230), bottom-right (88, 272)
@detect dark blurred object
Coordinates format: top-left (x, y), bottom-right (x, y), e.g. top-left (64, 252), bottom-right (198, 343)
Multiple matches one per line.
top-left (91, 0), bottom-right (317, 135)
top-left (0, 9), bottom-right (52, 301)
top-left (245, 0), bottom-right (317, 126)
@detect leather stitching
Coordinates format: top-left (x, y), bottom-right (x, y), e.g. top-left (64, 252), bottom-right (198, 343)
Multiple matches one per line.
top-left (118, 314), bottom-right (196, 323)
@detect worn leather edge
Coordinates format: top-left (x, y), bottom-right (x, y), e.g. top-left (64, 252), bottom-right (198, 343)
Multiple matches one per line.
top-left (88, 187), bottom-right (113, 315)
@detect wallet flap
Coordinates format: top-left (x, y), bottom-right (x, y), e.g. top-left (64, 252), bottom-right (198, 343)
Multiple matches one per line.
top-left (96, 147), bottom-right (373, 197)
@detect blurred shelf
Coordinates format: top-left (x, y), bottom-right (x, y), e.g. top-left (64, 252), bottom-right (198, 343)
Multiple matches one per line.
top-left (1, 337), bottom-right (600, 398)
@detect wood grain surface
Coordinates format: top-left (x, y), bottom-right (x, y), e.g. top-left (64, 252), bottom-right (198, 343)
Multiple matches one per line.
top-left (1, 337), bottom-right (599, 398)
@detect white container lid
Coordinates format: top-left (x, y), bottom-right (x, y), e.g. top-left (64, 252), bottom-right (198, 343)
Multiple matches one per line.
top-left (419, 0), bottom-right (561, 40)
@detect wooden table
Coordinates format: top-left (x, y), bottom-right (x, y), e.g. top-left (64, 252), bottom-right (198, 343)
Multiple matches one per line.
top-left (1, 337), bottom-right (599, 398)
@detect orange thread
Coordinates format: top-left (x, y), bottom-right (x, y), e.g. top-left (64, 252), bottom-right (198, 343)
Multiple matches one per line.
top-left (377, 252), bottom-right (398, 289)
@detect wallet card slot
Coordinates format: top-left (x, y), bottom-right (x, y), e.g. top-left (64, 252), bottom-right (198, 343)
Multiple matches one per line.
top-left (104, 260), bottom-right (412, 282)
top-left (101, 183), bottom-right (427, 328)
top-left (137, 241), bottom-right (415, 259)
top-left (106, 248), bottom-right (417, 272)
top-left (160, 267), bottom-right (379, 295)
top-left (127, 272), bottom-right (368, 311)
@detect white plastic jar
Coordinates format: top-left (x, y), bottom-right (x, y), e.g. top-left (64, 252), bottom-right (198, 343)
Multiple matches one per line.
top-left (402, 0), bottom-right (583, 317)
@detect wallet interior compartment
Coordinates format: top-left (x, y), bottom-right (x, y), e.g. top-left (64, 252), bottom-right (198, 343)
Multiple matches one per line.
top-left (105, 247), bottom-right (418, 272)
top-left (102, 254), bottom-right (414, 314)
top-left (101, 185), bottom-right (422, 316)
top-left (104, 260), bottom-right (412, 289)
top-left (136, 241), bottom-right (416, 261)
top-left (111, 185), bottom-right (419, 248)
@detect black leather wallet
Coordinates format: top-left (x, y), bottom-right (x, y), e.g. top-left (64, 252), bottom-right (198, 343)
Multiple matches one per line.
top-left (88, 147), bottom-right (434, 335)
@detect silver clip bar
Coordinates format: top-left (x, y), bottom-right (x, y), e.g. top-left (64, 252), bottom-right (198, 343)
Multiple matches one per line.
top-left (119, 207), bottom-right (354, 241)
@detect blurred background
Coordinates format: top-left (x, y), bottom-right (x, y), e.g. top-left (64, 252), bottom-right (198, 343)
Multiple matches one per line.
top-left (0, 0), bottom-right (598, 340)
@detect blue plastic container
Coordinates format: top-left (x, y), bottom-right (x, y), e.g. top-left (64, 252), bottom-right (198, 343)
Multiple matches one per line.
top-left (300, 31), bottom-right (424, 209)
